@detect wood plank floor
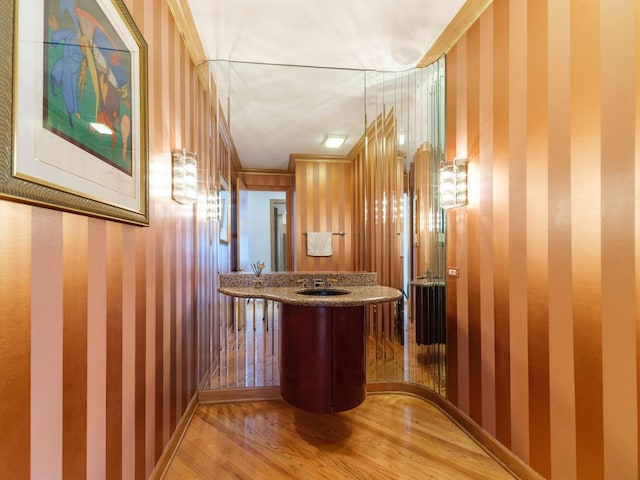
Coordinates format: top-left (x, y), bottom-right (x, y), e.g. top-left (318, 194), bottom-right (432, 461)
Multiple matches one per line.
top-left (163, 393), bottom-right (517, 479)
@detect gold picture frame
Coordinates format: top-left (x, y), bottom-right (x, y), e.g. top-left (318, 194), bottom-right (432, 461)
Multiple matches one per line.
top-left (0, 0), bottom-right (149, 225)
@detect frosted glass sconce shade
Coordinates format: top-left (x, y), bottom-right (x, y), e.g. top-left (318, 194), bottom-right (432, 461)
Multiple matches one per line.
top-left (439, 159), bottom-right (468, 209)
top-left (207, 188), bottom-right (219, 222)
top-left (172, 149), bottom-right (198, 204)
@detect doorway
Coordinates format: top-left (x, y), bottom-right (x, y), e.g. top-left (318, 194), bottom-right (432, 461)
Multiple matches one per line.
top-left (270, 199), bottom-right (287, 272)
top-left (239, 190), bottom-right (287, 273)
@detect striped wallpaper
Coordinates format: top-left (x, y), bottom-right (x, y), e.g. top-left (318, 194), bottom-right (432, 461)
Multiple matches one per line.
top-left (5, 0), bottom-right (639, 478)
top-left (294, 156), bottom-right (355, 271)
top-left (0, 0), bottom-right (217, 478)
top-left (445, 1), bottom-right (638, 479)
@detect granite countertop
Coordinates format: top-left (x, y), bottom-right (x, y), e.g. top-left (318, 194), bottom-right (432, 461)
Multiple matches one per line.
top-left (218, 285), bottom-right (403, 307)
top-left (219, 271), bottom-right (378, 288)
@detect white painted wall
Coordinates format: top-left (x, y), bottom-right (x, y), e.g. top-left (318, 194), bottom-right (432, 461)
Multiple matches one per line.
top-left (243, 190), bottom-right (286, 273)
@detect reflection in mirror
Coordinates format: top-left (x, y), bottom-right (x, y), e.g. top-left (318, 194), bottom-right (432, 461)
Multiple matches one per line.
top-left (239, 190), bottom-right (286, 273)
top-left (211, 61), bottom-right (366, 170)
top-left (362, 61), bottom-right (446, 395)
top-left (271, 199), bottom-right (287, 271)
top-left (202, 58), bottom-right (446, 398)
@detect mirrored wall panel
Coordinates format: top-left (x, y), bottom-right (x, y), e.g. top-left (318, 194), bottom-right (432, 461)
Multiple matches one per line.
top-left (200, 58), bottom-right (447, 397)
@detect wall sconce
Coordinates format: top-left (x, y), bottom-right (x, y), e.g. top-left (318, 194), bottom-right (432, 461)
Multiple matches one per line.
top-left (439, 158), bottom-right (468, 209)
top-left (206, 187), bottom-right (219, 222)
top-left (172, 149), bottom-right (197, 204)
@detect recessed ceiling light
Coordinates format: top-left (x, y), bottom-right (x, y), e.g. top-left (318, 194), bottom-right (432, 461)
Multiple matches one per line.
top-left (324, 135), bottom-right (347, 149)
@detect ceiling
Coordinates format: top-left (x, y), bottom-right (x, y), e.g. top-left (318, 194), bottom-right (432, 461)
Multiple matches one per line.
top-left (183, 0), bottom-right (472, 170)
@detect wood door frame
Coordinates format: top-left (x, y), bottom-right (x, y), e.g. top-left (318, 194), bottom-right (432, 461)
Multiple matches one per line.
top-left (270, 199), bottom-right (287, 272)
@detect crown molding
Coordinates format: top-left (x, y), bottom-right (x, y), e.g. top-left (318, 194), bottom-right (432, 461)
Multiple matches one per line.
top-left (166, 0), bottom-right (207, 67)
top-left (417, 0), bottom-right (493, 67)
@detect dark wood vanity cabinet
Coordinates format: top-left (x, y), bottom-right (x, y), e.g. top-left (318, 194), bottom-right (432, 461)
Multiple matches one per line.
top-left (413, 282), bottom-right (446, 345)
top-left (280, 303), bottom-right (366, 413)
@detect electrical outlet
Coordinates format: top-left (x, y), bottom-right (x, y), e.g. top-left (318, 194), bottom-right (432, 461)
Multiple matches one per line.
top-left (447, 267), bottom-right (459, 277)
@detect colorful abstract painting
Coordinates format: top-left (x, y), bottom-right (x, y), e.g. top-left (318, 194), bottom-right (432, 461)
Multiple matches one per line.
top-left (44, 0), bottom-right (133, 175)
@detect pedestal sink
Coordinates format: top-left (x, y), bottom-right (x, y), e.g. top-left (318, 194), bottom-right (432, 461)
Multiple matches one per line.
top-left (280, 303), bottom-right (366, 413)
top-left (217, 273), bottom-right (403, 413)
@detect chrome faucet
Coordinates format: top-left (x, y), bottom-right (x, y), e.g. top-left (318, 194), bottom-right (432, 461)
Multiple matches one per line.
top-left (313, 278), bottom-right (324, 288)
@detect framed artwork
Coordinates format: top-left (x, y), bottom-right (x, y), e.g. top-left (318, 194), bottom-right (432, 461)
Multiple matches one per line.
top-left (219, 173), bottom-right (229, 244)
top-left (0, 0), bottom-right (149, 225)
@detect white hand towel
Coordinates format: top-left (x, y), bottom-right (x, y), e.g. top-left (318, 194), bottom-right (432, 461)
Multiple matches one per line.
top-left (307, 232), bottom-right (333, 256)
